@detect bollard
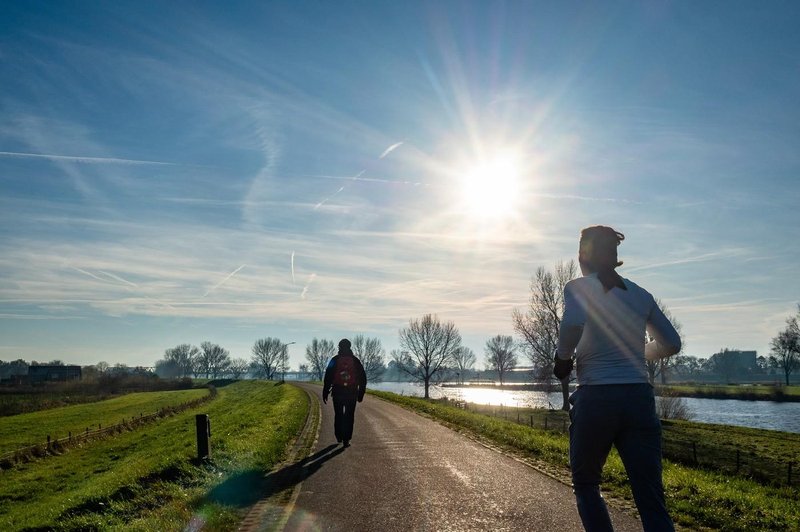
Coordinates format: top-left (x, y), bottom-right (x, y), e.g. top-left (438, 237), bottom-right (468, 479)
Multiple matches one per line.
top-left (196, 414), bottom-right (211, 460)
top-left (544, 417), bottom-right (548, 430)
top-left (530, 415), bottom-right (534, 428)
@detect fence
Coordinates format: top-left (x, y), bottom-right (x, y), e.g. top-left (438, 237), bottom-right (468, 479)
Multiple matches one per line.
top-left (450, 400), bottom-right (797, 488)
top-left (0, 385), bottom-right (216, 470)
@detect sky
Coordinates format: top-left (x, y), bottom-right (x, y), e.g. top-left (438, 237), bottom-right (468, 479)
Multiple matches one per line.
top-left (1, 2), bottom-right (798, 370)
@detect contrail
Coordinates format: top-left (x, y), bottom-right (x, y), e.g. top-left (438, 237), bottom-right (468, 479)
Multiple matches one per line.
top-left (0, 150), bottom-right (180, 166)
top-left (291, 251), bottom-right (296, 285)
top-left (71, 266), bottom-right (109, 283)
top-left (98, 270), bottom-right (138, 288)
top-left (204, 264), bottom-right (246, 297)
top-left (379, 141), bottom-right (404, 159)
top-left (301, 273), bottom-right (316, 300)
top-left (314, 186), bottom-right (345, 210)
top-left (308, 173), bottom-right (426, 186)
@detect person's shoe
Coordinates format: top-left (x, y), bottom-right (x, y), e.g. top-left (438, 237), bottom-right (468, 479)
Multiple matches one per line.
top-left (343, 440), bottom-right (350, 448)
top-left (336, 438), bottom-right (342, 443)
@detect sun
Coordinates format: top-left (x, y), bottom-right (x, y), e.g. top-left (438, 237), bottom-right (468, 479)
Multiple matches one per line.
top-left (459, 152), bottom-right (521, 220)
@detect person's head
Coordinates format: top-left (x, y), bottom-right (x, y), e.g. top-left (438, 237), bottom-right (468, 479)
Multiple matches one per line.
top-left (579, 226), bottom-right (625, 276)
top-left (338, 338), bottom-right (352, 355)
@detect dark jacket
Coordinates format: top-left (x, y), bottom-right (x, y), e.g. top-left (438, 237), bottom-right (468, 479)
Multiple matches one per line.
top-left (323, 352), bottom-right (367, 402)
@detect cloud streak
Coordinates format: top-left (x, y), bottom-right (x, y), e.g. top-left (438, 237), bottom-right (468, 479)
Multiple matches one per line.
top-left (203, 264), bottom-right (246, 297)
top-left (0, 150), bottom-right (181, 166)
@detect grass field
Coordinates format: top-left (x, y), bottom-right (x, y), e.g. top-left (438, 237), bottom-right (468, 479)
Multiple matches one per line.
top-left (0, 380), bottom-right (308, 530)
top-left (370, 390), bottom-right (800, 532)
top-left (0, 388), bottom-right (209, 455)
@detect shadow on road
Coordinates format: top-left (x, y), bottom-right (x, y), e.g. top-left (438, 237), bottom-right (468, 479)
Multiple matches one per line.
top-left (207, 444), bottom-right (345, 507)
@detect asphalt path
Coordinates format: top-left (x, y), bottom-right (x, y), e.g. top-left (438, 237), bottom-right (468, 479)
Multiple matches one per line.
top-left (274, 383), bottom-right (643, 531)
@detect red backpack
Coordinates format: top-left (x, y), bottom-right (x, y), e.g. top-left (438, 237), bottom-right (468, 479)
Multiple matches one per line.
top-left (333, 355), bottom-right (357, 387)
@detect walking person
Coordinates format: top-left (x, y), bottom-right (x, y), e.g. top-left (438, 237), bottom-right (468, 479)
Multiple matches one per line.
top-left (554, 226), bottom-right (681, 532)
top-left (323, 339), bottom-right (367, 448)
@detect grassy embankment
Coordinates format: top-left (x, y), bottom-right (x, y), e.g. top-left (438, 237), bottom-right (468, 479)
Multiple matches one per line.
top-left (0, 377), bottom-right (197, 417)
top-left (370, 390), bottom-right (799, 532)
top-left (0, 381), bottom-right (308, 531)
top-left (659, 384), bottom-right (800, 401)
top-left (0, 388), bottom-right (208, 456)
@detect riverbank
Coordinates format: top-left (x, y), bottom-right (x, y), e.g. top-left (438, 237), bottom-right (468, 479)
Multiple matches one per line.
top-left (660, 384), bottom-right (800, 402)
top-left (441, 382), bottom-right (800, 402)
top-left (370, 390), bottom-right (799, 531)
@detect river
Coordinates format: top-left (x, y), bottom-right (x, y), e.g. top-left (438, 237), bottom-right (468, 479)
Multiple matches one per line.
top-left (370, 382), bottom-right (800, 434)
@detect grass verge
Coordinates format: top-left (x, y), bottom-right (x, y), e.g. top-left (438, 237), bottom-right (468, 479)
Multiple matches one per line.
top-left (370, 390), bottom-right (800, 532)
top-left (0, 380), bottom-right (308, 531)
top-left (0, 388), bottom-right (209, 455)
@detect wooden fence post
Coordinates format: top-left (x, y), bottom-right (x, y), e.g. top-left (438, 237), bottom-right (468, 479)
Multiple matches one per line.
top-left (789, 462), bottom-right (793, 485)
top-left (692, 442), bottom-right (698, 465)
top-left (196, 414), bottom-right (211, 460)
top-left (530, 415), bottom-right (534, 428)
top-left (736, 449), bottom-right (740, 473)
top-left (46, 435), bottom-right (50, 449)
top-left (544, 417), bottom-right (548, 430)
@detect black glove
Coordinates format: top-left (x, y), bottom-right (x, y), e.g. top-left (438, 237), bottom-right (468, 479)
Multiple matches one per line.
top-left (322, 393), bottom-right (328, 404)
top-left (553, 355), bottom-right (573, 381)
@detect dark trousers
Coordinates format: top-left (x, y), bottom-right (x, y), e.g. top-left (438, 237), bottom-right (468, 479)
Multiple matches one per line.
top-left (569, 383), bottom-right (674, 532)
top-left (332, 392), bottom-right (358, 442)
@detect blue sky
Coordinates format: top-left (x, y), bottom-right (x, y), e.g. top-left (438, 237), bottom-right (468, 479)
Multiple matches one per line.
top-left (1, 2), bottom-right (798, 369)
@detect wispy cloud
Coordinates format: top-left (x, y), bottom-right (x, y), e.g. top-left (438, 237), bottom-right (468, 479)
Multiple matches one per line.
top-left (291, 251), bottom-right (296, 285)
top-left (301, 273), bottom-right (316, 299)
top-left (203, 264), bottom-right (246, 297)
top-left (379, 141), bottom-right (404, 159)
top-left (0, 150), bottom-right (180, 166)
top-left (0, 314), bottom-right (86, 320)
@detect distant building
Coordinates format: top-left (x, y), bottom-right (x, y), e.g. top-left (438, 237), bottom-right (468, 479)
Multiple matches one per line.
top-left (28, 365), bottom-right (82, 383)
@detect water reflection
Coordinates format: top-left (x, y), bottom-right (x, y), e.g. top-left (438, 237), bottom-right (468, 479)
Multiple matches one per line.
top-left (371, 382), bottom-right (800, 433)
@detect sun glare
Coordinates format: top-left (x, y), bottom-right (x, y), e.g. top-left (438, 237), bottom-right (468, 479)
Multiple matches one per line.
top-left (460, 153), bottom-right (521, 219)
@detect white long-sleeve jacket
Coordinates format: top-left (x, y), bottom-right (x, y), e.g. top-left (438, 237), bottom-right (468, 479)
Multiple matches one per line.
top-left (556, 273), bottom-right (681, 386)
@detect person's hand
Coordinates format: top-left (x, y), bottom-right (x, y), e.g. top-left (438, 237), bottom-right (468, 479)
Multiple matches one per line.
top-left (322, 396), bottom-right (327, 404)
top-left (553, 356), bottom-right (573, 381)
top-left (357, 396), bottom-right (363, 403)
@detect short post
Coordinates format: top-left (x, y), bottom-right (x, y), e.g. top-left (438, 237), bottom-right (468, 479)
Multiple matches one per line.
top-left (789, 462), bottom-right (793, 485)
top-left (530, 415), bottom-right (534, 428)
top-left (517, 410), bottom-right (520, 423)
top-left (692, 442), bottom-right (698, 465)
top-left (736, 449), bottom-right (740, 473)
top-left (68, 431), bottom-right (72, 442)
top-left (196, 414), bottom-right (211, 460)
top-left (562, 419), bottom-right (567, 431)
top-left (544, 417), bottom-right (548, 430)
top-left (46, 435), bottom-right (51, 449)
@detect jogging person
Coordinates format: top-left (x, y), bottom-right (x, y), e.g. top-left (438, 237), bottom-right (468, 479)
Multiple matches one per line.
top-left (323, 339), bottom-right (367, 448)
top-left (554, 226), bottom-right (681, 532)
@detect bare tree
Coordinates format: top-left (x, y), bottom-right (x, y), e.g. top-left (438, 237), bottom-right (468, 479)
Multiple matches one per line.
top-left (512, 260), bottom-right (577, 409)
top-left (645, 299), bottom-right (685, 385)
top-left (770, 309), bottom-right (800, 386)
top-left (198, 341), bottom-right (231, 379)
top-left (228, 358), bottom-right (250, 379)
top-left (485, 335), bottom-right (518, 386)
top-left (252, 337), bottom-right (288, 380)
top-left (451, 346), bottom-right (476, 384)
top-left (395, 314), bottom-right (462, 399)
top-left (352, 334), bottom-right (386, 383)
top-left (163, 344), bottom-right (198, 378)
top-left (305, 338), bottom-right (335, 381)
